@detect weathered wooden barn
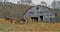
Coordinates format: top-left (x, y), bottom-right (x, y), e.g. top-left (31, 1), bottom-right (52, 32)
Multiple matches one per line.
top-left (0, 3), bottom-right (56, 22)
top-left (23, 5), bottom-right (56, 22)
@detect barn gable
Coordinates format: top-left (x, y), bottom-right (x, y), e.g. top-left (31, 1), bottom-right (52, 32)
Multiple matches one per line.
top-left (24, 5), bottom-right (56, 22)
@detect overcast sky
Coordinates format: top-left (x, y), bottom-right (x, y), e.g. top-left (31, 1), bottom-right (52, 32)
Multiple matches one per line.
top-left (8, 0), bottom-right (59, 5)
top-left (32, 0), bottom-right (53, 5)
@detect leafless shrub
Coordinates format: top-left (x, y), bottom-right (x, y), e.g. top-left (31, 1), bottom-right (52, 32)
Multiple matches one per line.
top-left (15, 18), bottom-right (26, 24)
top-left (5, 17), bottom-right (13, 23)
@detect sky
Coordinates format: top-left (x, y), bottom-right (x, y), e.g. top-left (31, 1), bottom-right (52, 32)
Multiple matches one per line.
top-left (8, 0), bottom-right (54, 5)
top-left (32, 0), bottom-right (53, 5)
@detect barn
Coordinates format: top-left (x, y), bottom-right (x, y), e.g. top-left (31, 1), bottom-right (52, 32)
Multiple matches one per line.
top-left (23, 5), bottom-right (56, 22)
top-left (0, 3), bottom-right (56, 22)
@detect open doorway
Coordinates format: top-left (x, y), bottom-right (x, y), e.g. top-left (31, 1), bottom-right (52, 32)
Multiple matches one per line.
top-left (40, 16), bottom-right (43, 21)
top-left (31, 17), bottom-right (38, 22)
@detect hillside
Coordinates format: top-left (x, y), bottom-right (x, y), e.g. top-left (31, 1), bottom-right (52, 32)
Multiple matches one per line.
top-left (0, 3), bottom-right (31, 19)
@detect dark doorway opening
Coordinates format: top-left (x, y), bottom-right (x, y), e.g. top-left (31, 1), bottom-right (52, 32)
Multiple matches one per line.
top-left (31, 17), bottom-right (38, 22)
top-left (40, 16), bottom-right (43, 21)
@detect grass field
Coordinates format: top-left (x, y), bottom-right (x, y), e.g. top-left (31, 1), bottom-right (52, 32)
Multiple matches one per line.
top-left (0, 19), bottom-right (60, 32)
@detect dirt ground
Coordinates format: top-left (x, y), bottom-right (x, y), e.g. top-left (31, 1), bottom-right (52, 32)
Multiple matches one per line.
top-left (0, 18), bottom-right (60, 32)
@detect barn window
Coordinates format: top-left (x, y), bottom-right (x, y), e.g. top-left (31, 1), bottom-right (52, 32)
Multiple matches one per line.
top-left (36, 7), bottom-right (39, 10)
top-left (55, 13), bottom-right (57, 16)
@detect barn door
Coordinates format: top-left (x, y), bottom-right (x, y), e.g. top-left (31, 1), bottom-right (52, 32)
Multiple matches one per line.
top-left (31, 17), bottom-right (38, 22)
top-left (40, 16), bottom-right (43, 21)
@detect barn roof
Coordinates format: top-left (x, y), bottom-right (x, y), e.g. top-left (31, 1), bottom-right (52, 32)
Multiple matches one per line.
top-left (23, 5), bottom-right (51, 15)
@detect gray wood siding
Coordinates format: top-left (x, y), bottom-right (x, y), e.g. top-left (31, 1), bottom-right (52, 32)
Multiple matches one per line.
top-left (24, 5), bottom-right (56, 22)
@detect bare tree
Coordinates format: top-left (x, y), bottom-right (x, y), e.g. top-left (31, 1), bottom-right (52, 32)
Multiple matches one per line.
top-left (40, 1), bottom-right (47, 6)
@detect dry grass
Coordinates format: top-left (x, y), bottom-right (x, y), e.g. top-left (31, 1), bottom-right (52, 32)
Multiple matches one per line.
top-left (0, 18), bottom-right (60, 32)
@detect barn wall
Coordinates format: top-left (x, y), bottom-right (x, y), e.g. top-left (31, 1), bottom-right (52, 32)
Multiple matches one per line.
top-left (24, 7), bottom-right (39, 20)
top-left (24, 6), bottom-right (56, 22)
